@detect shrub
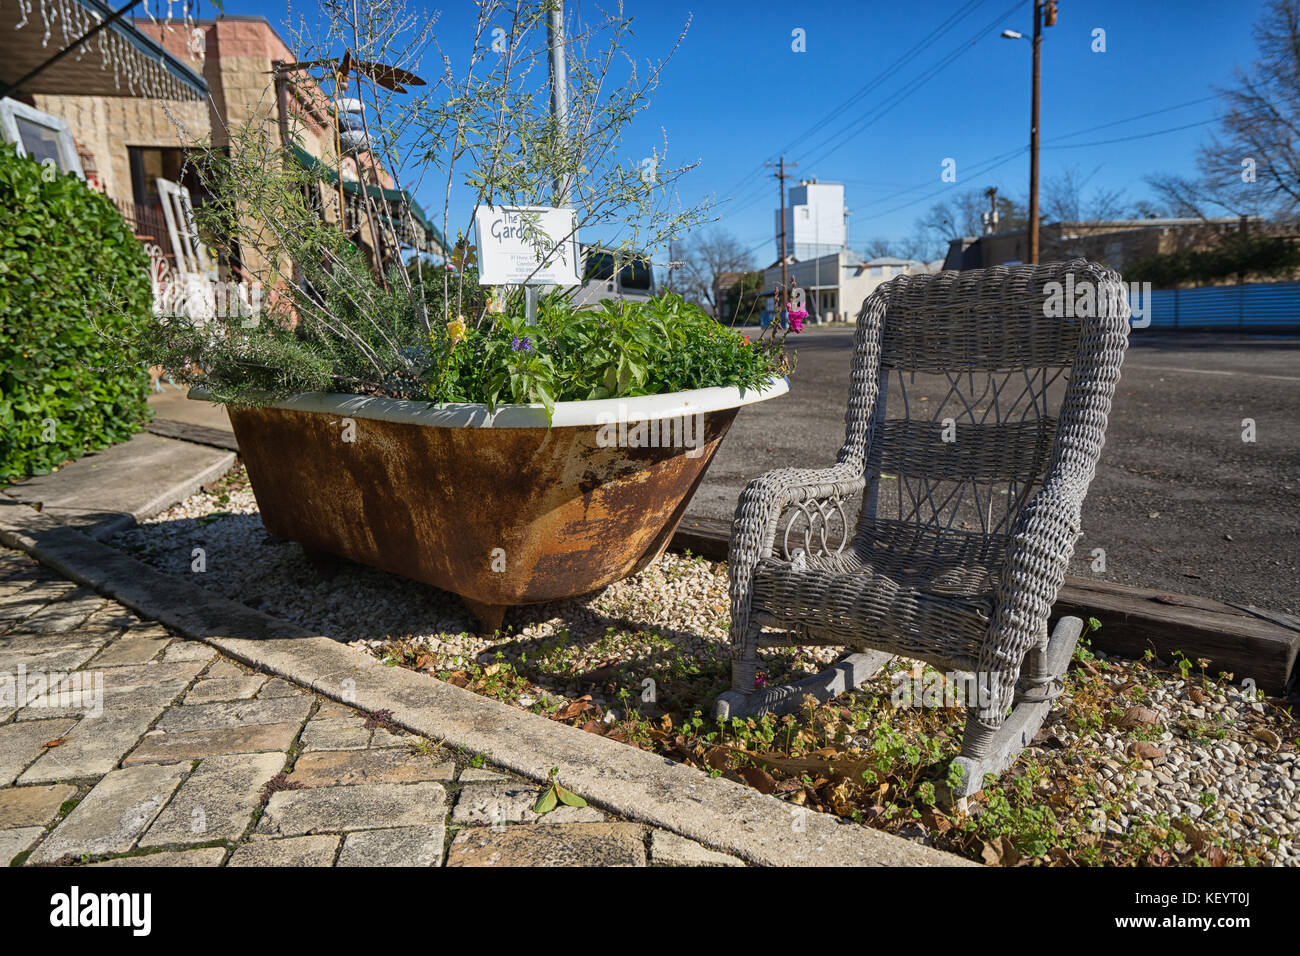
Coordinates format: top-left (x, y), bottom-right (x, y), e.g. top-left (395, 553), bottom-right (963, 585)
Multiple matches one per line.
top-left (1125, 233), bottom-right (1300, 287)
top-left (0, 142), bottom-right (152, 481)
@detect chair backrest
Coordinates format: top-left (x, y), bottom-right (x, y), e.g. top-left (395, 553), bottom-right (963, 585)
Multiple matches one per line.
top-left (842, 260), bottom-right (1130, 540)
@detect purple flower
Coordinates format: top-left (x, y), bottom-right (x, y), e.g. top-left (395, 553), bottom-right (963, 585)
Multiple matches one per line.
top-left (754, 673), bottom-right (768, 689)
top-left (511, 335), bottom-right (534, 352)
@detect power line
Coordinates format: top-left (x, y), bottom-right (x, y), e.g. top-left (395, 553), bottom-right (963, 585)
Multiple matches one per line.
top-left (1041, 94), bottom-right (1219, 144)
top-left (1040, 111), bottom-right (1265, 151)
top-left (854, 106), bottom-right (1267, 229)
top-left (717, 0), bottom-right (997, 210)
top-left (837, 97), bottom-right (1256, 230)
top-left (722, 0), bottom-right (1021, 220)
top-left (797, 0), bottom-right (1024, 173)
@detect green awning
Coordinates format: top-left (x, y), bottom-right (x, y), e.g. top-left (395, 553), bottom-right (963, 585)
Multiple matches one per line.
top-left (290, 144), bottom-right (444, 252)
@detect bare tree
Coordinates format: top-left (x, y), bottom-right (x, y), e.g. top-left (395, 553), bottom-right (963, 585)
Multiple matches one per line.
top-left (916, 187), bottom-right (1026, 250)
top-left (1146, 0), bottom-right (1300, 224)
top-left (675, 229), bottom-right (755, 314)
top-left (862, 234), bottom-right (939, 263)
top-left (1042, 165), bottom-right (1127, 223)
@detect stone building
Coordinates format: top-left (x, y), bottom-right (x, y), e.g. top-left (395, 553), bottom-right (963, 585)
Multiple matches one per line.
top-left (2, 5), bottom-right (439, 287)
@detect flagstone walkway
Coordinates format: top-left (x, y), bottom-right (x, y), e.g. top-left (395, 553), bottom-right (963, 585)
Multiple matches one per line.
top-left (0, 545), bottom-right (740, 867)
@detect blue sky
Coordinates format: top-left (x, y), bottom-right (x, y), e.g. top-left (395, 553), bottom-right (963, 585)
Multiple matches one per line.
top-left (196, 0), bottom-right (1264, 265)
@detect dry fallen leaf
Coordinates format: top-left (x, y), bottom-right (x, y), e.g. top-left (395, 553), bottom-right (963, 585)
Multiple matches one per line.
top-left (553, 695), bottom-right (593, 721)
top-left (703, 746), bottom-right (730, 771)
top-left (1031, 728), bottom-right (1066, 749)
top-left (1252, 727), bottom-right (1281, 750)
top-left (1128, 741), bottom-right (1165, 761)
top-left (980, 834), bottom-right (1022, 867)
top-left (1117, 705), bottom-right (1160, 729)
top-left (738, 766), bottom-right (777, 794)
top-left (828, 782), bottom-right (854, 817)
top-left (1172, 819), bottom-right (1210, 853)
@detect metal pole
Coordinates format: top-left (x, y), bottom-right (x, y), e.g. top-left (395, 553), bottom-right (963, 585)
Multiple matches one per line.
top-left (543, 2), bottom-right (569, 307)
top-left (272, 61), bottom-right (292, 149)
top-left (334, 70), bottom-right (349, 238)
top-left (525, 285), bottom-right (539, 323)
top-left (548, 2), bottom-right (570, 207)
top-left (1028, 0), bottom-right (1043, 264)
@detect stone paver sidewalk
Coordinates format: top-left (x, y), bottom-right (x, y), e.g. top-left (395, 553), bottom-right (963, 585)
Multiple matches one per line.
top-left (0, 546), bottom-right (740, 867)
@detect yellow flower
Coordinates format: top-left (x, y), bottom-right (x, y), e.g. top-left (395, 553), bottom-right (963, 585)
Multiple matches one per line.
top-left (447, 316), bottom-right (467, 348)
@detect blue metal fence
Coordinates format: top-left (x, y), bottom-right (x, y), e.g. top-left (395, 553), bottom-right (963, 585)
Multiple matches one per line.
top-left (1135, 281), bottom-right (1300, 331)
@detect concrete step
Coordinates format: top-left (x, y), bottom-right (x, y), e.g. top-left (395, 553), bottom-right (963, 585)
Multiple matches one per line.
top-left (2, 432), bottom-right (236, 540)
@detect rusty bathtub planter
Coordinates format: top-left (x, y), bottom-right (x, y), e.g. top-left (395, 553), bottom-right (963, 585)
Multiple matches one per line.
top-left (202, 381), bottom-right (788, 631)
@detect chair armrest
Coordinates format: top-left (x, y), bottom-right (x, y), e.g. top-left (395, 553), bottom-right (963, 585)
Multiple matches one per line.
top-left (728, 464), bottom-right (865, 636)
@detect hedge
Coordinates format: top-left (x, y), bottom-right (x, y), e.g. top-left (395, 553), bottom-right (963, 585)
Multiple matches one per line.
top-left (0, 141), bottom-right (152, 482)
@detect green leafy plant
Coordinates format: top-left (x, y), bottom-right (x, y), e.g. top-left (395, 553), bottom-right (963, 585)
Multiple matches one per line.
top-left (532, 767), bottom-right (587, 815)
top-left (111, 1), bottom-right (793, 417)
top-left (0, 143), bottom-right (151, 481)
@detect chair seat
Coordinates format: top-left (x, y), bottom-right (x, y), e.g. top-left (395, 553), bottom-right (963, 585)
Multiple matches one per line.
top-left (750, 520), bottom-right (1005, 668)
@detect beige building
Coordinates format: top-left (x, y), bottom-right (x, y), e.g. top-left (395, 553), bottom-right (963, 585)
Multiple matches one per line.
top-left (2, 6), bottom-right (439, 287)
top-left (763, 252), bottom-right (937, 323)
top-left (943, 217), bottom-right (1260, 275)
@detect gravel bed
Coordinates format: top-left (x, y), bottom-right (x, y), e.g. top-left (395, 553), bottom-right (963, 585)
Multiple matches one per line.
top-left (113, 476), bottom-right (1300, 865)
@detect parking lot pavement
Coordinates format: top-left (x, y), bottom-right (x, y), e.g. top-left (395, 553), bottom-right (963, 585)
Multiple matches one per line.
top-left (691, 327), bottom-right (1300, 614)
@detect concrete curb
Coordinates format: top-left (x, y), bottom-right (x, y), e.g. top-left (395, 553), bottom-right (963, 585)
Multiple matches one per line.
top-left (0, 498), bottom-right (971, 867)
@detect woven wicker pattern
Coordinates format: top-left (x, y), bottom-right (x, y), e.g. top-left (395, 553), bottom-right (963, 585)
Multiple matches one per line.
top-left (726, 260), bottom-right (1130, 760)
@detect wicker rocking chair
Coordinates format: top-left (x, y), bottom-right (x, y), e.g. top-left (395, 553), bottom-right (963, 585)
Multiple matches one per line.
top-left (720, 260), bottom-right (1130, 796)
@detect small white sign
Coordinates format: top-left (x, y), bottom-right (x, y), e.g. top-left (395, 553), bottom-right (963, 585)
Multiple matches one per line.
top-left (474, 205), bottom-right (580, 285)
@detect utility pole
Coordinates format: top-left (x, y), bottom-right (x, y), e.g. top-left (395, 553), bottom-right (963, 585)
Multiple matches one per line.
top-left (1028, 0), bottom-right (1056, 264)
top-left (766, 156), bottom-right (797, 316)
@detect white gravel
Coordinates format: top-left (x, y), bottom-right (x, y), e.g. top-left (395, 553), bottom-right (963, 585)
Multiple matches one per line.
top-left (113, 478), bottom-right (1300, 865)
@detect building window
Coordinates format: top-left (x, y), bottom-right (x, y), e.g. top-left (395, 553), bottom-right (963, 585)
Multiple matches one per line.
top-left (0, 98), bottom-right (83, 177)
top-left (128, 146), bottom-right (207, 208)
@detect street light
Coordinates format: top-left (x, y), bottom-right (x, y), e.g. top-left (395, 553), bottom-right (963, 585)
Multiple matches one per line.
top-left (1001, 1), bottom-right (1056, 264)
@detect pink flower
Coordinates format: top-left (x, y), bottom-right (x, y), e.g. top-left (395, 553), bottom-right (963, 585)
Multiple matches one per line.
top-left (788, 310), bottom-right (806, 333)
